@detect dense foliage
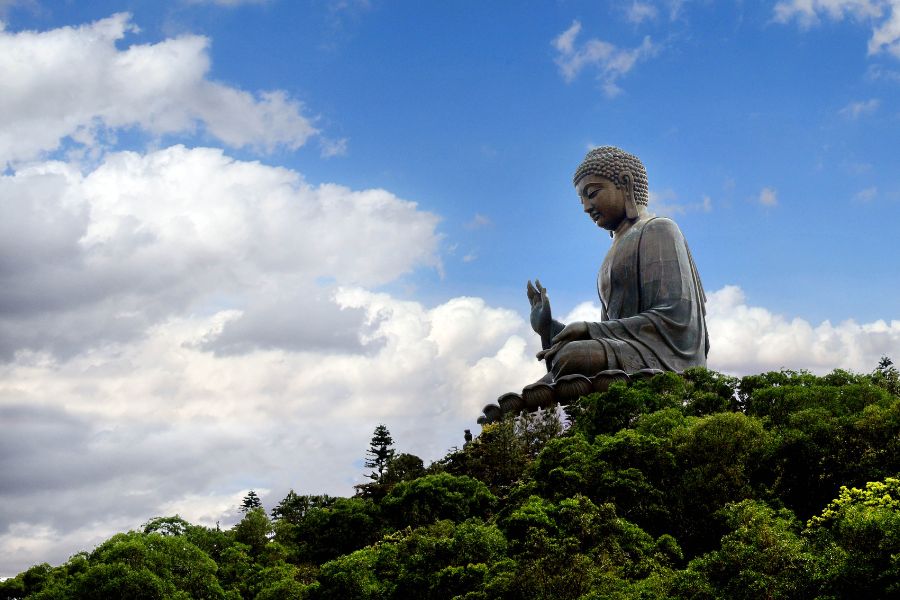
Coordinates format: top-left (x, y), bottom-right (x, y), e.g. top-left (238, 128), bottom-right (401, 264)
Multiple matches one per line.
top-left (5, 361), bottom-right (900, 599)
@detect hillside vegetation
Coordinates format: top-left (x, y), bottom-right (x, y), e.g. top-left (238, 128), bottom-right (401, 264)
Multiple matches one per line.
top-left (4, 360), bottom-right (900, 599)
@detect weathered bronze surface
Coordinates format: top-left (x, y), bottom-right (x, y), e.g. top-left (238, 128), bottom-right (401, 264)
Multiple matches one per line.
top-left (479, 146), bottom-right (709, 424)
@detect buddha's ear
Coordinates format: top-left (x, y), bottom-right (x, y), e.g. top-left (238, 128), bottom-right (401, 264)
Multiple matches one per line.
top-left (621, 170), bottom-right (639, 220)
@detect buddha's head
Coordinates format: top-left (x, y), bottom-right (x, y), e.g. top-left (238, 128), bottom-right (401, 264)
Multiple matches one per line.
top-left (573, 146), bottom-right (649, 230)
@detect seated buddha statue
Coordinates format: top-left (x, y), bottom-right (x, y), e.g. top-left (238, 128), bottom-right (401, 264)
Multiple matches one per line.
top-left (479, 146), bottom-right (709, 423)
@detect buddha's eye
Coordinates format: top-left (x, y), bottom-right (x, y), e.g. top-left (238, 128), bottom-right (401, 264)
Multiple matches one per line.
top-left (587, 188), bottom-right (600, 200)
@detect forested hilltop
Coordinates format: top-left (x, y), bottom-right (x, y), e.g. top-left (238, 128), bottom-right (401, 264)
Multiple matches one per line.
top-left (5, 360), bottom-right (900, 600)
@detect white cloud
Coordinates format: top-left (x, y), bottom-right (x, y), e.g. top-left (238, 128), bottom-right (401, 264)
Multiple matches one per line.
top-left (774, 0), bottom-right (900, 59)
top-left (759, 187), bottom-right (778, 206)
top-left (870, 3), bottom-right (900, 56)
top-left (0, 13), bottom-right (318, 166)
top-left (839, 98), bottom-right (881, 117)
top-left (0, 145), bottom-right (441, 359)
top-left (0, 141), bottom-right (543, 576)
top-left (3, 220), bottom-right (899, 576)
top-left (552, 20), bottom-right (658, 97)
top-left (0, 289), bottom-right (543, 575)
top-left (774, 0), bottom-right (884, 26)
top-left (627, 1), bottom-right (659, 23)
top-left (565, 286), bottom-right (900, 376)
top-left (706, 285), bottom-right (900, 374)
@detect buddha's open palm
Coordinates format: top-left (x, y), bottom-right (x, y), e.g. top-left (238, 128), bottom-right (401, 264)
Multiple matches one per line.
top-left (527, 279), bottom-right (552, 338)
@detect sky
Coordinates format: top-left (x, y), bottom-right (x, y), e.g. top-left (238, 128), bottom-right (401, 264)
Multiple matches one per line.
top-left (1, 0), bottom-right (899, 576)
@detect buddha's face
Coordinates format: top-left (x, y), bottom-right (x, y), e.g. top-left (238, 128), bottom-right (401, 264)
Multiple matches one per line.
top-left (576, 173), bottom-right (627, 231)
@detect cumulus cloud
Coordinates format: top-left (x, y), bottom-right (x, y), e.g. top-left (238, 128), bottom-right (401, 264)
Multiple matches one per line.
top-left (3, 193), bottom-right (898, 578)
top-left (706, 285), bottom-right (900, 374)
top-left (552, 20), bottom-right (658, 97)
top-left (0, 13), bottom-right (318, 165)
top-left (565, 285), bottom-right (900, 375)
top-left (0, 138), bottom-right (539, 576)
top-left (0, 288), bottom-right (543, 574)
top-left (0, 146), bottom-right (441, 359)
top-left (774, 0), bottom-right (900, 59)
top-left (839, 98), bottom-right (881, 117)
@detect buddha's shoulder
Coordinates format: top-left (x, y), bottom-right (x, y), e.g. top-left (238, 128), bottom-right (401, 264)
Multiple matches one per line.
top-left (640, 216), bottom-right (684, 238)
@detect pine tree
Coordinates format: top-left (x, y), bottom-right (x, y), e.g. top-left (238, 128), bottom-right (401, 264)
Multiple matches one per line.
top-left (875, 356), bottom-right (900, 395)
top-left (364, 424), bottom-right (396, 483)
top-left (240, 490), bottom-right (262, 513)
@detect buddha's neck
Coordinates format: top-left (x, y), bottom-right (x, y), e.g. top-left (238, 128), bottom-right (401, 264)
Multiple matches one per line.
top-left (611, 207), bottom-right (650, 240)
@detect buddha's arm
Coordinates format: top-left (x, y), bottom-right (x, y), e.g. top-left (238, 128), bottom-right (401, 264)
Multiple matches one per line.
top-left (541, 320), bottom-right (565, 351)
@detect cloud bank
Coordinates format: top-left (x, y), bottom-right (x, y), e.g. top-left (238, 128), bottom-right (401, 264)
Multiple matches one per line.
top-left (0, 13), bottom-right (317, 166)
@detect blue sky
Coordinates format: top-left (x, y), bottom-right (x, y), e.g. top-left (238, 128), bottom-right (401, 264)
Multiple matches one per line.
top-left (1, 0), bottom-right (899, 576)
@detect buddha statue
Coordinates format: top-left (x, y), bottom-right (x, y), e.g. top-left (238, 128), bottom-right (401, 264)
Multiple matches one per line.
top-left (479, 146), bottom-right (709, 424)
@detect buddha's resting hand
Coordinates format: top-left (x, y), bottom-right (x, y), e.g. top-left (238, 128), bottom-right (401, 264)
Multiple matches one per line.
top-left (527, 279), bottom-right (553, 338)
top-left (537, 321), bottom-right (590, 363)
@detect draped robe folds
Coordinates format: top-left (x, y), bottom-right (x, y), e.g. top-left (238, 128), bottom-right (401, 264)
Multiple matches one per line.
top-left (552, 216), bottom-right (709, 378)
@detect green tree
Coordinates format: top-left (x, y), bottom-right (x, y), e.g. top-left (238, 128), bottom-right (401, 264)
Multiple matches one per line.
top-left (241, 490), bottom-right (263, 513)
top-left (873, 356), bottom-right (900, 396)
top-left (807, 476), bottom-right (900, 598)
top-left (315, 520), bottom-right (511, 600)
top-left (291, 498), bottom-right (385, 565)
top-left (234, 507), bottom-right (274, 556)
top-left (271, 490), bottom-right (335, 524)
top-left (382, 452), bottom-right (425, 485)
top-left (381, 473), bottom-right (496, 529)
top-left (435, 415), bottom-right (528, 495)
top-left (3, 531), bottom-right (228, 599)
top-left (672, 500), bottom-right (821, 600)
top-left (669, 411), bottom-right (772, 555)
top-left (364, 424), bottom-right (395, 483)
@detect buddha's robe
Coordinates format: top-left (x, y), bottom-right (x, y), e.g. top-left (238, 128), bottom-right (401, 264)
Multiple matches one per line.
top-left (552, 216), bottom-right (708, 378)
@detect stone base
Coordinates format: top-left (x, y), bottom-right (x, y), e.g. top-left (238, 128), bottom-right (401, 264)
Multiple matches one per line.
top-left (477, 368), bottom-right (664, 425)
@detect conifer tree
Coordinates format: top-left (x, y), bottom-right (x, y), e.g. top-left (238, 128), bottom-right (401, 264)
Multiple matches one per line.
top-left (240, 490), bottom-right (262, 513)
top-left (364, 424), bottom-right (396, 483)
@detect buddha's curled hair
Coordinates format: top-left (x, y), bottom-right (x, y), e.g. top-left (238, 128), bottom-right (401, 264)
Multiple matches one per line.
top-left (573, 146), bottom-right (650, 206)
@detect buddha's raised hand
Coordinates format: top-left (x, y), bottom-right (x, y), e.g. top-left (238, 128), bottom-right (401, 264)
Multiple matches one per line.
top-left (527, 279), bottom-right (552, 338)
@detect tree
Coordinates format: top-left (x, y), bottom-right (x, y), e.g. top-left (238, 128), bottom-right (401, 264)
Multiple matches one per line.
top-left (381, 473), bottom-right (496, 529)
top-left (873, 356), bottom-right (900, 396)
top-left (672, 500), bottom-right (821, 600)
top-left (241, 490), bottom-right (263, 513)
top-left (382, 452), bottom-right (426, 485)
top-left (806, 476), bottom-right (900, 597)
top-left (234, 507), bottom-right (274, 556)
top-left (364, 424), bottom-right (396, 483)
top-left (271, 489), bottom-right (335, 524)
